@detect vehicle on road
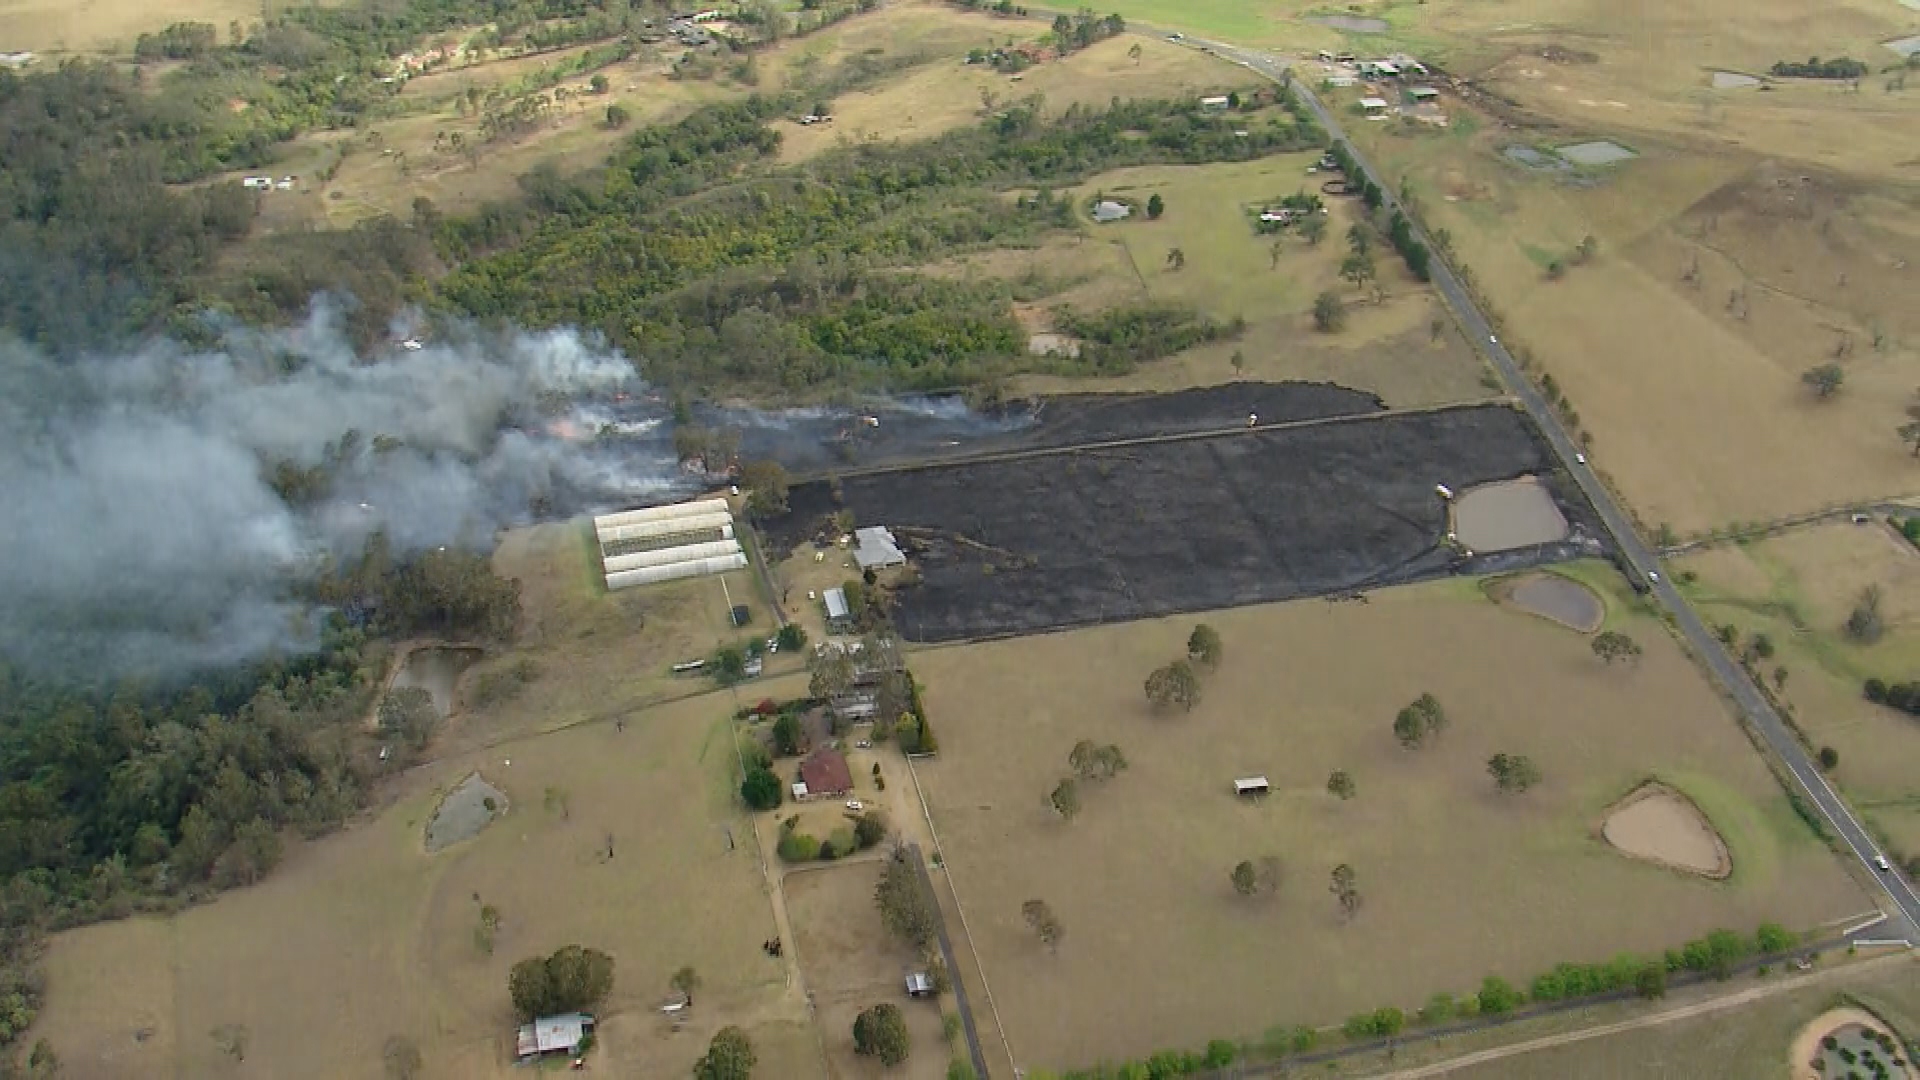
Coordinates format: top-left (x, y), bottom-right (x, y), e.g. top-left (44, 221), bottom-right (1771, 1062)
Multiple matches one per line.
top-left (1488, 334), bottom-right (1499, 344)
top-left (1647, 571), bottom-right (1660, 584)
top-left (1877, 855), bottom-right (1892, 872)
top-left (1852, 513), bottom-right (1872, 525)
top-left (1574, 453), bottom-right (1586, 465)
top-left (1167, 32), bottom-right (1182, 40)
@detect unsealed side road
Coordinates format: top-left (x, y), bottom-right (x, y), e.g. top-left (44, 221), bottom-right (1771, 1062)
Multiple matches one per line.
top-left (1178, 32), bottom-right (1920, 935)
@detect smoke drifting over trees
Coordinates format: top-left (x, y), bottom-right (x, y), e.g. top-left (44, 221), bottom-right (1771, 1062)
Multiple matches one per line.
top-left (0, 306), bottom-right (661, 676)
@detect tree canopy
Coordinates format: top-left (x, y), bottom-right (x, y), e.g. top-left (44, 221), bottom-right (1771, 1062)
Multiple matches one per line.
top-left (853, 1003), bottom-right (911, 1065)
top-left (508, 945), bottom-right (615, 1020)
top-left (1145, 660), bottom-right (1202, 712)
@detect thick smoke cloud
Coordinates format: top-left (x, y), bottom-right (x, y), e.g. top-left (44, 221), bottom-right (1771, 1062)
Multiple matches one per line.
top-left (0, 306), bottom-right (675, 678)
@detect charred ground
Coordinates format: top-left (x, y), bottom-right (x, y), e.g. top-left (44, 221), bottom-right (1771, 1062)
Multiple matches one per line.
top-left (769, 390), bottom-right (1604, 642)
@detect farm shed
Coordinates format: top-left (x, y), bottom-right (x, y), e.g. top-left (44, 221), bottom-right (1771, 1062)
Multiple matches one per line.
top-left (516, 1012), bottom-right (594, 1061)
top-left (604, 553), bottom-right (748, 590)
top-left (1199, 95), bottom-right (1230, 108)
top-left (823, 587), bottom-right (853, 631)
top-left (602, 539), bottom-right (744, 574)
top-left (906, 972), bottom-right (936, 998)
top-left (595, 497), bottom-right (730, 532)
top-left (1359, 97), bottom-right (1390, 115)
top-left (799, 749), bottom-right (853, 798)
top-left (594, 497), bottom-right (742, 590)
top-left (1234, 776), bottom-right (1271, 796)
top-left (1092, 200), bottom-right (1132, 223)
top-left (596, 511), bottom-right (734, 545)
top-left (1405, 86), bottom-right (1440, 102)
top-left (854, 527), bottom-right (907, 570)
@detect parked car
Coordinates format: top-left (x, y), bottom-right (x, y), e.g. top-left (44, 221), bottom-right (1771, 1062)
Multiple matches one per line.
top-left (845, 800), bottom-right (864, 811)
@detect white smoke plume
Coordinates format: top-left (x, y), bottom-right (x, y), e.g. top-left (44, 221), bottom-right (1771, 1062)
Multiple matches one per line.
top-left (0, 305), bottom-right (676, 679)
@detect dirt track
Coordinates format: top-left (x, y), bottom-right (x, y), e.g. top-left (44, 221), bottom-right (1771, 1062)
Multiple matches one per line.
top-left (1363, 952), bottom-right (1918, 1080)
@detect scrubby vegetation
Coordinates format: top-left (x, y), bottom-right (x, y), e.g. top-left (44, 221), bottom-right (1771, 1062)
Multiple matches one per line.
top-left (437, 93), bottom-right (1314, 395)
top-left (1770, 57), bottom-right (1869, 80)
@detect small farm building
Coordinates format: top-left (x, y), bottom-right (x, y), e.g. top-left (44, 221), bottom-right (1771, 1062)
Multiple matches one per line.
top-left (823, 587), bottom-right (853, 631)
top-left (1199, 95), bottom-right (1230, 108)
top-left (1358, 97), bottom-right (1390, 115)
top-left (1406, 85), bottom-right (1440, 102)
top-left (1092, 200), bottom-right (1132, 223)
top-left (906, 973), bottom-right (936, 998)
top-left (799, 750), bottom-right (853, 798)
top-left (1234, 776), bottom-right (1271, 796)
top-left (516, 1013), bottom-right (594, 1061)
top-left (854, 527), bottom-right (907, 570)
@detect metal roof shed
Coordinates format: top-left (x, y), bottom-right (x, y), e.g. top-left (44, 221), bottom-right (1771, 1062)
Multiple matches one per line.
top-left (854, 527), bottom-right (906, 570)
top-left (823, 587), bottom-right (851, 622)
top-left (516, 1013), bottom-right (594, 1059)
top-left (1234, 776), bottom-right (1271, 796)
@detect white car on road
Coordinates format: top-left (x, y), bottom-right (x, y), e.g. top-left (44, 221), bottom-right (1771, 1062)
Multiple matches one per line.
top-left (1574, 453), bottom-right (1586, 465)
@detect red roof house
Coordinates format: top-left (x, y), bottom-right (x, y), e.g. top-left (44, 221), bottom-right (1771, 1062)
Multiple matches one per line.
top-left (798, 749), bottom-right (853, 799)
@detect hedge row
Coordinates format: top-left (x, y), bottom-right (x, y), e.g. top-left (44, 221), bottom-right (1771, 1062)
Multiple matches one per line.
top-left (1043, 922), bottom-right (1800, 1079)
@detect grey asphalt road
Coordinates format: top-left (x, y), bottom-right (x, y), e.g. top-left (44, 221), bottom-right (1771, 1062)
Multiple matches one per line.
top-left (1184, 35), bottom-right (1920, 936)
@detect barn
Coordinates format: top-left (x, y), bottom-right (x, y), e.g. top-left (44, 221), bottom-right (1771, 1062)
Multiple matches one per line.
top-left (593, 497), bottom-right (747, 590)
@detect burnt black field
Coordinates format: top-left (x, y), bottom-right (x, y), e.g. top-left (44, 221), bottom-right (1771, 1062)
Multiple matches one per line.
top-left (771, 397), bottom-right (1604, 643)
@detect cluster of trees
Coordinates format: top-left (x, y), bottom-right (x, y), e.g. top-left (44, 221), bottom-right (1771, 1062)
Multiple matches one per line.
top-left (1544, 234), bottom-right (1599, 280)
top-left (314, 532), bottom-right (523, 642)
top-left (776, 808), bottom-right (888, 862)
top-left (1770, 57), bottom-right (1869, 79)
top-left (875, 846), bottom-right (938, 947)
top-left (1392, 692), bottom-right (1447, 748)
top-left (854, 1002), bottom-right (912, 1065)
top-left (1322, 140), bottom-right (1431, 281)
top-left (1048, 10), bottom-right (1127, 54)
top-left (1863, 676), bottom-right (1920, 717)
top-left (1487, 752), bottom-right (1542, 794)
top-left (1053, 306), bottom-right (1243, 375)
top-left (507, 944), bottom-right (614, 1021)
top-left (1229, 856), bottom-right (1282, 898)
top-left (1590, 630), bottom-right (1642, 664)
top-left (695, 1026), bottom-right (756, 1080)
top-left (1143, 625), bottom-right (1223, 711)
top-left (1046, 740), bottom-right (1128, 821)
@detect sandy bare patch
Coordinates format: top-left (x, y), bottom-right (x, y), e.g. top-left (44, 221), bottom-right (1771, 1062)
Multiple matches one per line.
top-left (391, 645), bottom-right (482, 719)
top-left (1452, 475), bottom-right (1570, 553)
top-left (425, 772), bottom-right (508, 853)
top-left (1490, 572), bottom-right (1603, 632)
top-left (1790, 1006), bottom-right (1912, 1080)
top-left (1601, 782), bottom-right (1731, 879)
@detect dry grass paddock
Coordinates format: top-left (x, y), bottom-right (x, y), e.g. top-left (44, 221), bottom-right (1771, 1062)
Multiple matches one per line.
top-left (0, 0), bottom-right (326, 54)
top-left (908, 577), bottom-right (1866, 1069)
top-left (1324, 0), bottom-right (1920, 533)
top-left (1679, 522), bottom-right (1920, 854)
top-left (785, 861), bottom-right (956, 1080)
top-left (442, 518), bottom-right (793, 750)
top-left (775, 33), bottom-right (1253, 163)
top-left (31, 683), bottom-right (822, 1078)
top-left (936, 155), bottom-right (1494, 407)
